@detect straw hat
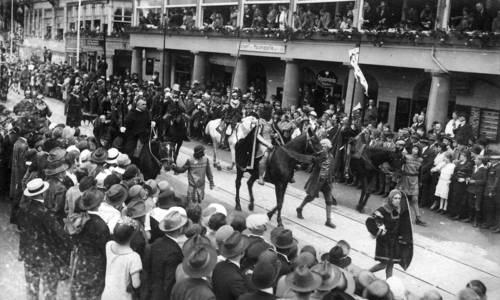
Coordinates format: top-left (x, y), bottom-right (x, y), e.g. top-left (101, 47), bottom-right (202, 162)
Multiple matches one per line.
top-left (23, 178), bottom-right (49, 197)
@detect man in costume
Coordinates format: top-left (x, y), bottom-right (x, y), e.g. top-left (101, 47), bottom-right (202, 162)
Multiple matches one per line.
top-left (257, 104), bottom-right (276, 185)
top-left (220, 90), bottom-right (243, 148)
top-left (296, 138), bottom-right (337, 228)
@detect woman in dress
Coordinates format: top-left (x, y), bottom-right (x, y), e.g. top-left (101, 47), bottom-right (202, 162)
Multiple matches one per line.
top-left (397, 144), bottom-right (426, 225)
top-left (366, 189), bottom-right (403, 278)
top-left (70, 189), bottom-right (111, 299)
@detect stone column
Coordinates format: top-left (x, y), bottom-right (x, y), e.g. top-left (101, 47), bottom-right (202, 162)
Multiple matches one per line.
top-left (425, 72), bottom-right (450, 131)
top-left (161, 50), bottom-right (171, 87)
top-left (106, 53), bottom-right (113, 78)
top-left (191, 52), bottom-right (207, 85)
top-left (436, 0), bottom-right (451, 30)
top-left (52, 7), bottom-right (57, 39)
top-left (344, 67), bottom-right (365, 116)
top-left (282, 59), bottom-right (300, 108)
top-left (232, 55), bottom-right (248, 92)
top-left (130, 47), bottom-right (142, 78)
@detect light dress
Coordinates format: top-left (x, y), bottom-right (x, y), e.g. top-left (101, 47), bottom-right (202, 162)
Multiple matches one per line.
top-left (433, 163), bottom-right (455, 199)
top-left (101, 241), bottom-right (142, 300)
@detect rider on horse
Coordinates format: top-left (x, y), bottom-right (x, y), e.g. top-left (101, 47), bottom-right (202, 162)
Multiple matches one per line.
top-left (257, 104), bottom-right (277, 185)
top-left (122, 98), bottom-right (155, 159)
top-left (220, 89), bottom-right (243, 148)
top-left (162, 86), bottom-right (186, 140)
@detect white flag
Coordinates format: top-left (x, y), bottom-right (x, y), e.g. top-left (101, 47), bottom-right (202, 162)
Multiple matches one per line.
top-left (348, 48), bottom-right (369, 96)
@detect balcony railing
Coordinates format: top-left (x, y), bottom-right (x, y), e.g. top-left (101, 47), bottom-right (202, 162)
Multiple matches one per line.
top-left (128, 25), bottom-right (500, 49)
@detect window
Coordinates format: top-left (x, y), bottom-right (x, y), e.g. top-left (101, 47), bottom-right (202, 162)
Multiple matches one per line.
top-left (114, 7), bottom-right (133, 33)
top-left (294, 1), bottom-right (355, 31)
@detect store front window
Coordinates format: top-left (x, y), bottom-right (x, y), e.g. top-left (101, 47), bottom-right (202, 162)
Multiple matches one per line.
top-left (136, 0), bottom-right (162, 28)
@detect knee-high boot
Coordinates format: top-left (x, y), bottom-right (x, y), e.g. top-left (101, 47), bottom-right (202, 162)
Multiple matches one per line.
top-left (325, 204), bottom-right (336, 228)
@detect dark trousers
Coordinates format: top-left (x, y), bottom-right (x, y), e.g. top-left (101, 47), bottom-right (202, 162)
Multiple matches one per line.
top-left (420, 174), bottom-right (434, 207)
top-left (483, 195), bottom-right (499, 228)
top-left (450, 181), bottom-right (468, 217)
top-left (24, 263), bottom-right (58, 300)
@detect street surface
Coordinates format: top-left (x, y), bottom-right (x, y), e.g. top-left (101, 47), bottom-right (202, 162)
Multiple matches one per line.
top-left (1, 90), bottom-right (500, 299)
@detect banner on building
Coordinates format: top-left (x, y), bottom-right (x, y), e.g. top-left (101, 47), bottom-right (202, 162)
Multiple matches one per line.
top-left (348, 47), bottom-right (369, 96)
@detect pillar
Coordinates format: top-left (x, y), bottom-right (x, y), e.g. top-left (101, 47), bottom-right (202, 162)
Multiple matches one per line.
top-left (191, 52), bottom-right (207, 85)
top-left (131, 47), bottom-right (142, 77)
top-left (425, 72), bottom-right (450, 131)
top-left (106, 54), bottom-right (113, 78)
top-left (232, 55), bottom-right (248, 92)
top-left (52, 7), bottom-right (57, 39)
top-left (282, 59), bottom-right (300, 108)
top-left (436, 0), bottom-right (451, 30)
top-left (344, 68), bottom-right (365, 116)
top-left (160, 50), bottom-right (171, 87)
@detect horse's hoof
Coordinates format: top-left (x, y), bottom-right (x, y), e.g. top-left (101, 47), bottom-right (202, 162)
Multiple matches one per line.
top-left (266, 211), bottom-right (273, 220)
top-left (277, 222), bottom-right (284, 228)
top-left (356, 205), bottom-right (364, 213)
top-left (296, 208), bottom-right (304, 219)
top-left (248, 203), bottom-right (254, 211)
top-left (235, 204), bottom-right (242, 211)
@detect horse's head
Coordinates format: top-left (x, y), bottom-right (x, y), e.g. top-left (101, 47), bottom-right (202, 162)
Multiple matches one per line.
top-left (305, 127), bottom-right (323, 155)
top-left (160, 141), bottom-right (176, 171)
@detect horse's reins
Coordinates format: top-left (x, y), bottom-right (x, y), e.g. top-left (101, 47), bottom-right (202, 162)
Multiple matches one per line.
top-left (149, 126), bottom-right (162, 167)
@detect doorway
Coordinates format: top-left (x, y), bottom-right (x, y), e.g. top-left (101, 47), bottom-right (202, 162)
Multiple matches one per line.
top-left (113, 50), bottom-right (131, 77)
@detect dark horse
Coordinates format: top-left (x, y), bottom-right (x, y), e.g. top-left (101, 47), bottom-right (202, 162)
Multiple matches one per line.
top-left (349, 141), bottom-right (400, 212)
top-left (235, 130), bottom-right (322, 227)
top-left (136, 138), bottom-right (176, 180)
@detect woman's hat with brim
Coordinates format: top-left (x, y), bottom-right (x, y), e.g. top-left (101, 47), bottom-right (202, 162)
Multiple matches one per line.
top-left (271, 228), bottom-right (298, 249)
top-left (124, 200), bottom-right (147, 219)
top-left (91, 147), bottom-right (108, 164)
top-left (311, 261), bottom-right (343, 291)
top-left (117, 153), bottom-right (131, 167)
top-left (252, 249), bottom-right (282, 289)
top-left (45, 162), bottom-right (69, 176)
top-left (285, 265), bottom-right (322, 293)
top-left (182, 243), bottom-right (218, 278)
top-left (219, 231), bottom-right (249, 259)
top-left (24, 178), bottom-right (50, 197)
top-left (106, 184), bottom-right (128, 206)
top-left (159, 210), bottom-right (188, 232)
top-left (77, 189), bottom-right (104, 211)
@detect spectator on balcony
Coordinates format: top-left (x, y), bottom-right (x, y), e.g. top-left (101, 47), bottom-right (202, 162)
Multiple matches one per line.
top-left (252, 7), bottom-right (265, 29)
top-left (451, 7), bottom-right (473, 31)
top-left (319, 8), bottom-right (332, 30)
top-left (267, 4), bottom-right (278, 29)
top-left (169, 9), bottom-right (183, 27)
top-left (212, 13), bottom-right (224, 30)
top-left (243, 5), bottom-right (253, 28)
top-left (472, 2), bottom-right (492, 31)
top-left (183, 9), bottom-right (196, 30)
top-left (302, 6), bottom-right (316, 31)
top-left (492, 10), bottom-right (500, 32)
top-left (420, 4), bottom-right (434, 30)
top-left (376, 1), bottom-right (392, 29)
top-left (405, 7), bottom-right (420, 30)
top-left (339, 16), bottom-right (352, 30)
top-left (277, 5), bottom-right (289, 30)
top-left (293, 6), bottom-right (305, 30)
top-left (363, 2), bottom-right (377, 29)
top-left (230, 6), bottom-right (238, 27)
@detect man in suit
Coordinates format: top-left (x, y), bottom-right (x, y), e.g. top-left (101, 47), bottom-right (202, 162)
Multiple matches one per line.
top-left (9, 129), bottom-right (28, 224)
top-left (239, 249), bottom-right (281, 300)
top-left (420, 139), bottom-right (438, 208)
top-left (467, 155), bottom-right (488, 227)
top-left (482, 156), bottom-right (500, 233)
top-left (146, 209), bottom-right (187, 300)
top-left (212, 231), bottom-right (251, 300)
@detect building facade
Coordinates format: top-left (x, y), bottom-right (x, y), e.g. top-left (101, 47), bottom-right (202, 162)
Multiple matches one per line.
top-left (129, 0), bottom-right (500, 140)
top-left (19, 0), bottom-right (132, 77)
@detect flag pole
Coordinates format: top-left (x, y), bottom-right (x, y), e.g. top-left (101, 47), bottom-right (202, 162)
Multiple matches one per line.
top-left (76, 0), bottom-right (82, 68)
top-left (10, 0), bottom-right (14, 57)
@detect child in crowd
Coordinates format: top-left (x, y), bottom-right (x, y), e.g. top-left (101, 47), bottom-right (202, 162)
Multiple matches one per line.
top-left (432, 153), bottom-right (455, 214)
top-left (173, 145), bottom-right (214, 204)
top-left (101, 218), bottom-right (142, 300)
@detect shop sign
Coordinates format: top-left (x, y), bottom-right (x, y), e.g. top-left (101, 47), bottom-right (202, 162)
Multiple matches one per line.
top-left (85, 38), bottom-right (104, 48)
top-left (240, 42), bottom-right (285, 54)
top-left (316, 70), bottom-right (337, 88)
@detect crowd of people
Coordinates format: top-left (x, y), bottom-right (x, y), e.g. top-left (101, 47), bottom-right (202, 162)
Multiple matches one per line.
top-left (136, 0), bottom-right (500, 33)
top-left (0, 50), bottom-right (497, 299)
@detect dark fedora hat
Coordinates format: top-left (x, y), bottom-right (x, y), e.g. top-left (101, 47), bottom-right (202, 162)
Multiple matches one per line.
top-left (106, 184), bottom-right (128, 206)
top-left (252, 249), bottom-right (282, 290)
top-left (47, 147), bottom-right (67, 164)
top-left (219, 231), bottom-right (249, 259)
top-left (327, 246), bottom-right (352, 269)
top-left (182, 234), bottom-right (212, 256)
top-left (124, 200), bottom-right (146, 219)
top-left (157, 188), bottom-right (183, 209)
top-left (77, 189), bottom-right (104, 211)
top-left (182, 244), bottom-right (218, 278)
top-left (79, 176), bottom-right (97, 192)
top-left (271, 228), bottom-right (298, 249)
top-left (45, 161), bottom-right (69, 176)
top-left (285, 265), bottom-right (322, 293)
top-left (91, 147), bottom-right (108, 164)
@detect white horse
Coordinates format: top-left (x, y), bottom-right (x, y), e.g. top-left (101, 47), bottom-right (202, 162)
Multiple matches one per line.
top-left (205, 116), bottom-right (257, 170)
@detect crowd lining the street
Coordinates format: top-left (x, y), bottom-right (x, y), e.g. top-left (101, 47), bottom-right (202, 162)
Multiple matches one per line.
top-left (0, 50), bottom-right (497, 300)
